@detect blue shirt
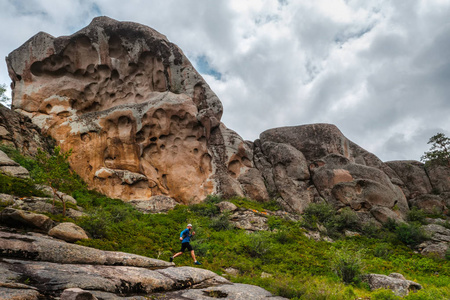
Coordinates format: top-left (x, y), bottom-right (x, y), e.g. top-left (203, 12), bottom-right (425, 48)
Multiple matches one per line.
top-left (180, 228), bottom-right (191, 243)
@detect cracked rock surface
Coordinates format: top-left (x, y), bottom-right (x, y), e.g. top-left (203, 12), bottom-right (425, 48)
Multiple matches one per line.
top-left (0, 228), bottom-right (285, 299)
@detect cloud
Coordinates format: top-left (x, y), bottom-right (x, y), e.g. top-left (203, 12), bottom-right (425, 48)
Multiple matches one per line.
top-left (1, 0), bottom-right (449, 162)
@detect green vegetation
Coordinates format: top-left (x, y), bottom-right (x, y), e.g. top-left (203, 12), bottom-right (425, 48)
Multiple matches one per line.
top-left (421, 132), bottom-right (450, 167)
top-left (1, 144), bottom-right (449, 299)
top-left (0, 84), bottom-right (9, 105)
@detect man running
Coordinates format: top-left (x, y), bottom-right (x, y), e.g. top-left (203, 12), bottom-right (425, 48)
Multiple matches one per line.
top-left (170, 224), bottom-right (201, 265)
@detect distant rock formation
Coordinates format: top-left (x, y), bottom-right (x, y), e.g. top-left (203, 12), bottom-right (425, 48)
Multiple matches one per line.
top-left (5, 17), bottom-right (450, 225)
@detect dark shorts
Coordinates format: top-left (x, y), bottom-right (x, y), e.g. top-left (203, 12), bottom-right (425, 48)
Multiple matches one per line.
top-left (180, 242), bottom-right (193, 252)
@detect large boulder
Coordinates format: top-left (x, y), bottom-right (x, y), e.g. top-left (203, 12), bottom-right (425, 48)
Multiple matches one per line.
top-left (48, 222), bottom-right (89, 242)
top-left (7, 16), bottom-right (246, 204)
top-left (409, 194), bottom-right (446, 215)
top-left (0, 208), bottom-right (54, 231)
top-left (257, 124), bottom-right (408, 220)
top-left (385, 160), bottom-right (433, 199)
top-left (426, 165), bottom-right (450, 194)
top-left (310, 154), bottom-right (408, 222)
top-left (362, 273), bottom-right (422, 296)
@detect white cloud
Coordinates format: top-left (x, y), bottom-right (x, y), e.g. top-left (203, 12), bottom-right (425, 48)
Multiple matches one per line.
top-left (1, 0), bottom-right (449, 162)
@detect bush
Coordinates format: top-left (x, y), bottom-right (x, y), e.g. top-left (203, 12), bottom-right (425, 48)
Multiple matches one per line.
top-left (331, 248), bottom-right (364, 284)
top-left (361, 221), bottom-right (380, 238)
top-left (0, 173), bottom-right (48, 197)
top-left (334, 207), bottom-right (359, 231)
top-left (244, 232), bottom-right (272, 258)
top-left (395, 223), bottom-right (428, 246)
top-left (373, 243), bottom-right (392, 259)
top-left (407, 207), bottom-right (427, 224)
top-left (383, 218), bottom-right (398, 232)
top-left (210, 214), bottom-right (234, 231)
top-left (303, 202), bottom-right (336, 227)
top-left (262, 199), bottom-right (282, 211)
top-left (204, 194), bottom-right (223, 204)
top-left (189, 202), bottom-right (219, 217)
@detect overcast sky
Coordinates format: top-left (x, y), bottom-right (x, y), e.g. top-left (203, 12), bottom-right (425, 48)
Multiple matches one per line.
top-left (1, 0), bottom-right (449, 162)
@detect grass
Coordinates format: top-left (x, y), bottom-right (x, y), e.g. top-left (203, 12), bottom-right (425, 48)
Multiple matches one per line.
top-left (1, 144), bottom-right (449, 299)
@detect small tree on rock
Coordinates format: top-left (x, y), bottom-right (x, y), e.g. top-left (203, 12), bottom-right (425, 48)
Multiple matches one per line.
top-left (421, 133), bottom-right (450, 167)
top-left (0, 84), bottom-right (10, 106)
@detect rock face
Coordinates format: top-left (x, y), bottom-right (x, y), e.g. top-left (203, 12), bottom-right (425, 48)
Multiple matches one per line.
top-left (6, 16), bottom-right (450, 224)
top-left (0, 104), bottom-right (54, 156)
top-left (6, 16), bottom-right (226, 204)
top-left (0, 228), bottom-right (285, 299)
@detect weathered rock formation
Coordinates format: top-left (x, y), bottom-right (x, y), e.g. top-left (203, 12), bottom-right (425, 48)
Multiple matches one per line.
top-left (5, 16), bottom-right (450, 225)
top-left (0, 103), bottom-right (54, 156)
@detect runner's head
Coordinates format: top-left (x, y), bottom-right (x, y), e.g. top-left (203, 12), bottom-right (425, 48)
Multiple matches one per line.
top-left (187, 223), bottom-right (193, 229)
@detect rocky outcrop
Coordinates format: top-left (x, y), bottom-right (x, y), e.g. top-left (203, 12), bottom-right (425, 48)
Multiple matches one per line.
top-left (362, 273), bottom-right (422, 297)
top-left (0, 104), bottom-right (54, 156)
top-left (6, 16), bottom-right (450, 225)
top-left (6, 16), bottom-right (227, 204)
top-left (0, 149), bottom-right (30, 178)
top-left (418, 224), bottom-right (450, 259)
top-left (256, 124), bottom-right (409, 223)
top-left (0, 228), bottom-right (285, 299)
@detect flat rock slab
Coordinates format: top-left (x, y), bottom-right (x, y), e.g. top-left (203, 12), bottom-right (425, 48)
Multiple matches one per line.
top-left (155, 283), bottom-right (288, 300)
top-left (0, 287), bottom-right (41, 300)
top-left (1, 259), bottom-right (226, 296)
top-left (0, 230), bottom-right (173, 268)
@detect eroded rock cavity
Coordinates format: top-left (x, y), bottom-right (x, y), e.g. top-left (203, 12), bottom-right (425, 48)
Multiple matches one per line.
top-left (6, 17), bottom-right (225, 203)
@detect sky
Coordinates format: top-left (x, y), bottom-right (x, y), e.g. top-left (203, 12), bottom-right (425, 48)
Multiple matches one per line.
top-left (1, 0), bottom-right (449, 162)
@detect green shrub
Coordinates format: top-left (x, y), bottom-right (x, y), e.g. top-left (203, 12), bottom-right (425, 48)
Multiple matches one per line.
top-left (331, 248), bottom-right (364, 284)
top-left (244, 232), bottom-right (272, 258)
top-left (210, 214), bottom-right (234, 231)
top-left (361, 221), bottom-right (380, 237)
top-left (0, 144), bottom-right (40, 172)
top-left (204, 194), bottom-right (223, 204)
top-left (373, 243), bottom-right (393, 259)
top-left (0, 173), bottom-right (47, 197)
top-left (383, 218), bottom-right (398, 232)
top-left (395, 223), bottom-right (428, 247)
top-left (407, 207), bottom-right (427, 224)
top-left (189, 202), bottom-right (219, 217)
top-left (261, 199), bottom-right (282, 211)
top-left (303, 202), bottom-right (336, 228)
top-left (334, 207), bottom-right (359, 231)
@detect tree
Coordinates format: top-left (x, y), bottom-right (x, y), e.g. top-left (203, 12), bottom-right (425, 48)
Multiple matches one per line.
top-left (0, 84), bottom-right (10, 106)
top-left (33, 146), bottom-right (83, 216)
top-left (421, 133), bottom-right (450, 167)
